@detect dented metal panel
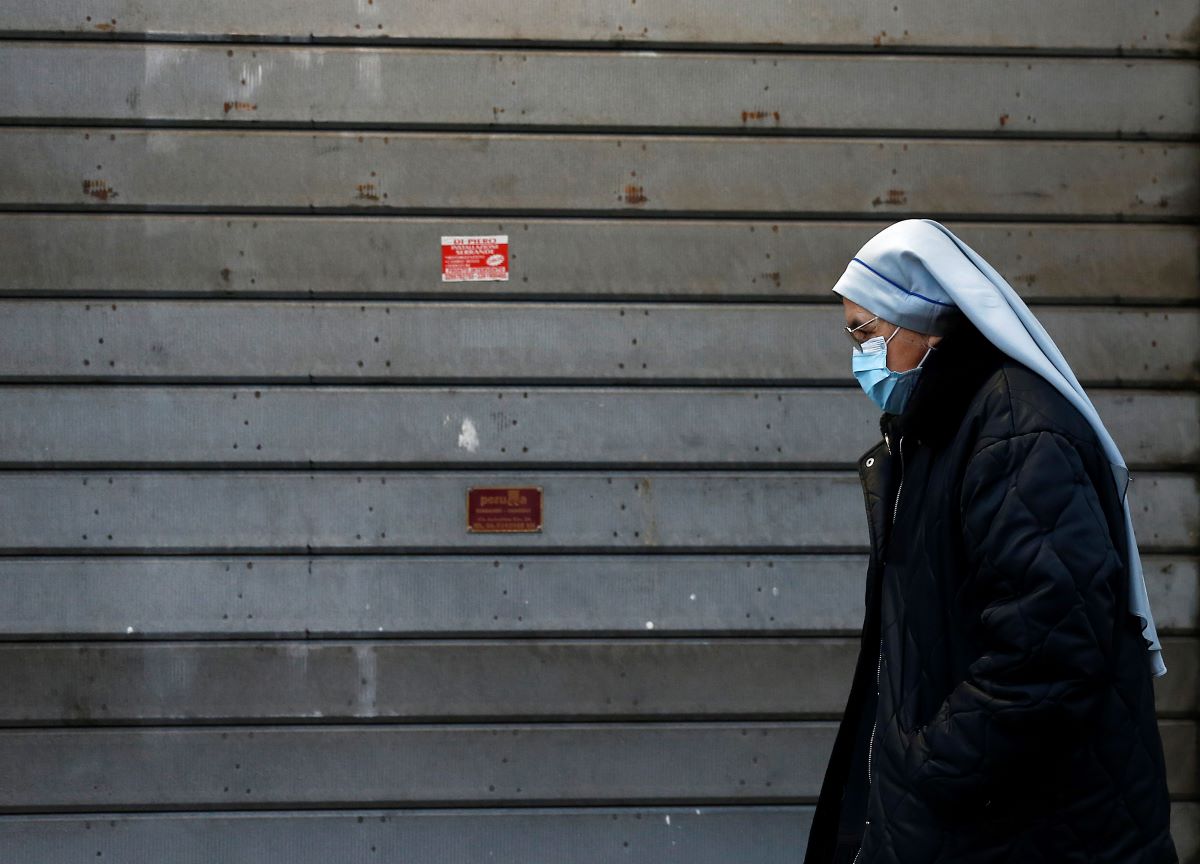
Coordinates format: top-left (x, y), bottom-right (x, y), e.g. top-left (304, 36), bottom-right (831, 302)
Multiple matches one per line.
top-left (2, 43), bottom-right (1197, 136)
top-left (2, 129), bottom-right (1196, 217)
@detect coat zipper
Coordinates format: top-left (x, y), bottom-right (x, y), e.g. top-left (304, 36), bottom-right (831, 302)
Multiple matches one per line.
top-left (852, 634), bottom-right (883, 864)
top-left (855, 435), bottom-right (903, 864)
top-left (891, 435), bottom-right (905, 527)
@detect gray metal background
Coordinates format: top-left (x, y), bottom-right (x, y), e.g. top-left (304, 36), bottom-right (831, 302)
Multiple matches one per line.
top-left (0, 3), bottom-right (1196, 862)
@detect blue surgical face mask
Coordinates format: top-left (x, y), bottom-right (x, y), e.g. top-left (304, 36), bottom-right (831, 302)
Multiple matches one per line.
top-left (851, 326), bottom-right (933, 414)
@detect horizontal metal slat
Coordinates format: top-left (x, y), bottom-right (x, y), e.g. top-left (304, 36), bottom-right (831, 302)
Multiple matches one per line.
top-left (0, 722), bottom-right (838, 808)
top-left (0, 720), bottom-right (1192, 810)
top-left (2, 44), bottom-right (1196, 136)
top-left (0, 302), bottom-right (1193, 385)
top-left (0, 1), bottom-right (1193, 52)
top-left (0, 637), bottom-right (1193, 724)
top-left (0, 471), bottom-right (1193, 553)
top-left (0, 806), bottom-right (814, 864)
top-left (0, 386), bottom-right (1192, 468)
top-left (0, 639), bottom-right (858, 723)
top-left (0, 554), bottom-right (865, 637)
top-left (0, 470), bottom-right (868, 552)
top-left (0, 554), bottom-right (1193, 638)
top-left (2, 216), bottom-right (1195, 303)
top-left (0, 805), bottom-right (1194, 864)
top-left (3, 130), bottom-right (1196, 217)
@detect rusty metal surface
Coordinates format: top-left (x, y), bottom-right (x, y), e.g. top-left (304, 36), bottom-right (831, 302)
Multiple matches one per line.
top-left (1, 215), bottom-right (1196, 302)
top-left (2, 129), bottom-right (1196, 217)
top-left (2, 43), bottom-right (1196, 135)
top-left (0, 386), bottom-right (1191, 468)
top-left (0, 301), bottom-right (1192, 385)
top-left (0, 0), bottom-right (1195, 52)
top-left (0, 470), bottom-right (1192, 553)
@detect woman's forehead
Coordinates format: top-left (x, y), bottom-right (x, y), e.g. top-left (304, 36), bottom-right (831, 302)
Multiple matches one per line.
top-left (842, 298), bottom-right (878, 324)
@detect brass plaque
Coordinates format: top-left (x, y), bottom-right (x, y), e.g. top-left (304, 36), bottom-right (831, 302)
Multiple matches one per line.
top-left (467, 486), bottom-right (543, 533)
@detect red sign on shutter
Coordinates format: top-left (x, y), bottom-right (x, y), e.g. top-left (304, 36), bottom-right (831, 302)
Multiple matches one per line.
top-left (441, 235), bottom-right (509, 282)
top-left (467, 486), bottom-right (543, 532)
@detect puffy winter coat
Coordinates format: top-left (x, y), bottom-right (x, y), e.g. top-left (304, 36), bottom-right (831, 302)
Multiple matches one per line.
top-left (803, 322), bottom-right (1177, 864)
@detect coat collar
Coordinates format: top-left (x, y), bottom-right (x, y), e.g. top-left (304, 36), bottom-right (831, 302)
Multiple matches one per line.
top-left (880, 321), bottom-right (1006, 450)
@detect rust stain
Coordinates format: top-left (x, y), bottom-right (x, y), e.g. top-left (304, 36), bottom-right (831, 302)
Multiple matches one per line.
top-left (356, 183), bottom-right (380, 201)
top-left (998, 114), bottom-right (1010, 127)
top-left (762, 271), bottom-right (781, 287)
top-left (93, 21), bottom-right (116, 31)
top-left (82, 179), bottom-right (117, 201)
top-left (220, 267), bottom-right (231, 283)
top-left (223, 101), bottom-right (257, 114)
top-left (740, 110), bottom-right (781, 124)
top-left (623, 184), bottom-right (647, 205)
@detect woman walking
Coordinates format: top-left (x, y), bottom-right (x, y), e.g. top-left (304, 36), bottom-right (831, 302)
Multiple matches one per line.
top-left (803, 219), bottom-right (1177, 864)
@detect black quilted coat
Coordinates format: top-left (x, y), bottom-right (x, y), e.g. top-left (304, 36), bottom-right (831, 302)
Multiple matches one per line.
top-left (804, 322), bottom-right (1177, 864)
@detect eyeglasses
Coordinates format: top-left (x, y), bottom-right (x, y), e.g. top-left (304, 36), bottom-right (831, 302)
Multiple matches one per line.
top-left (845, 316), bottom-right (905, 352)
top-left (845, 315), bottom-right (885, 346)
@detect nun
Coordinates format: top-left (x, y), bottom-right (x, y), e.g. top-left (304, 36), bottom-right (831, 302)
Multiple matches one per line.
top-left (803, 220), bottom-right (1177, 864)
